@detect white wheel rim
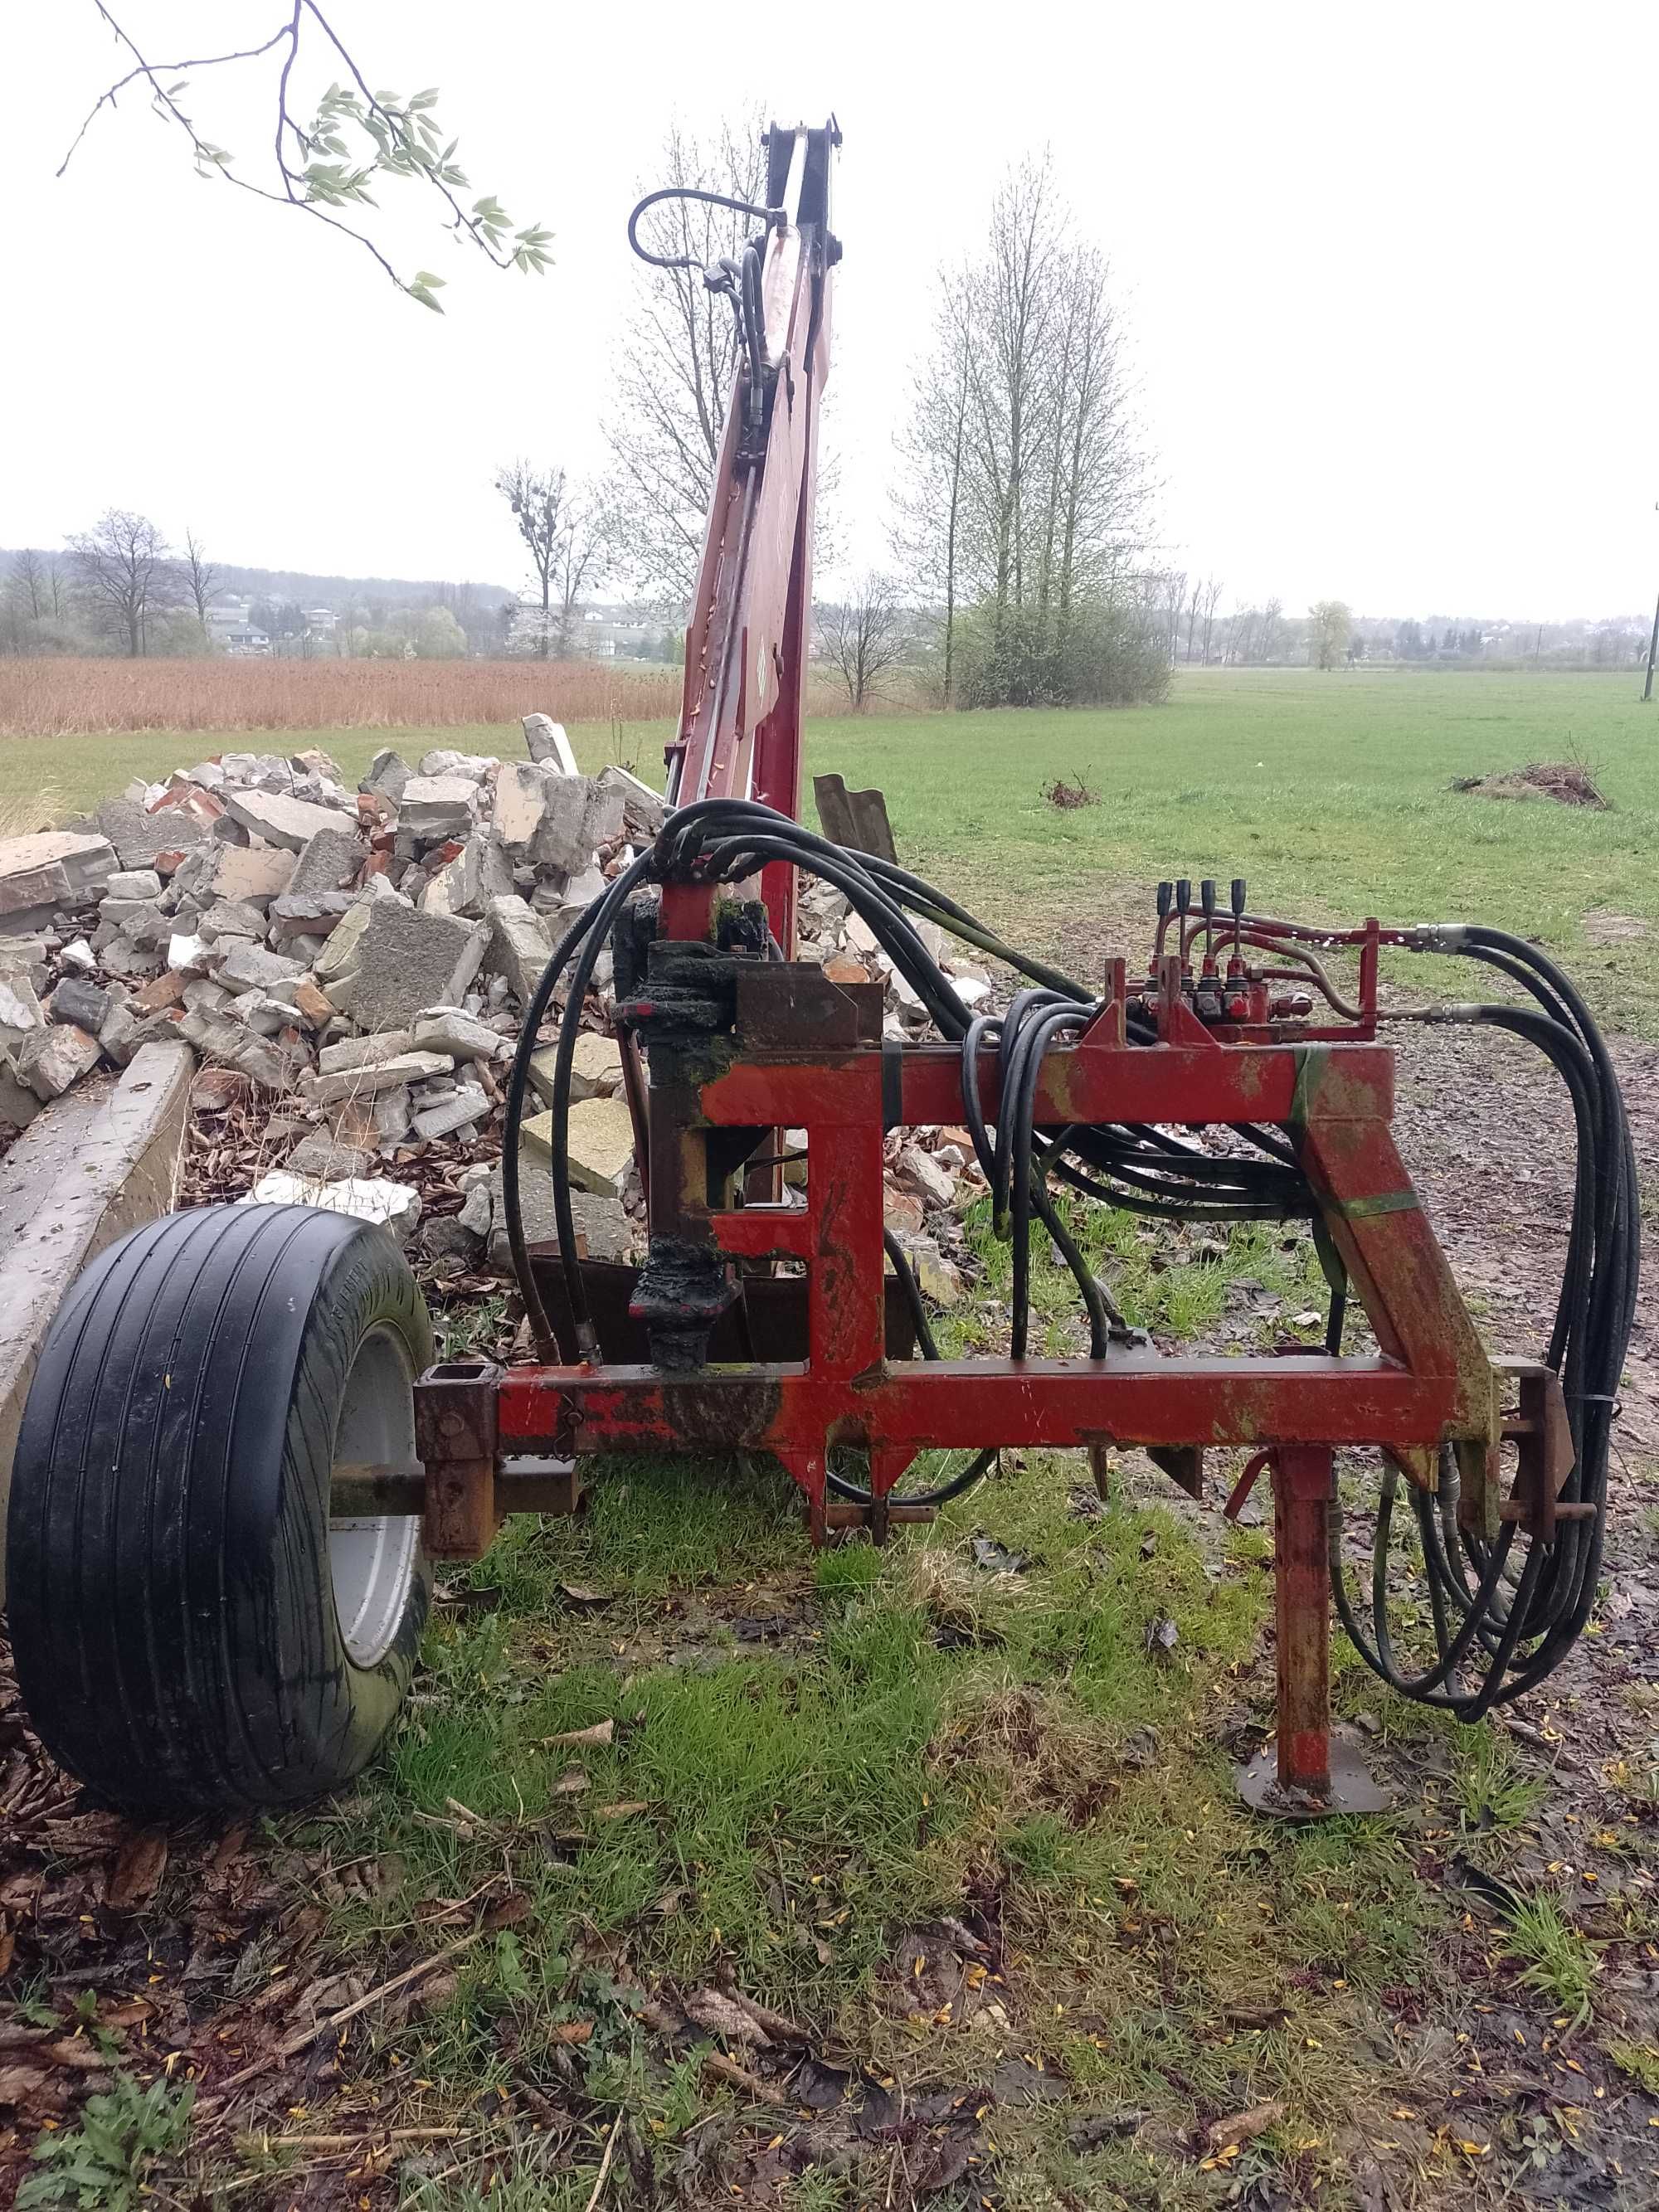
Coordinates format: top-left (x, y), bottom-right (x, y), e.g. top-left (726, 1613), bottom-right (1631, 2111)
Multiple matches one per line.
top-left (329, 1325), bottom-right (422, 1668)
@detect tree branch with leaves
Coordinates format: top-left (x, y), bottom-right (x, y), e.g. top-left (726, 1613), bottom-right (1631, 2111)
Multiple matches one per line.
top-left (61, 1), bottom-right (552, 310)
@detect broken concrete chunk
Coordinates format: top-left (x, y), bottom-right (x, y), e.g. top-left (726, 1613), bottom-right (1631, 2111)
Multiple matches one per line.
top-left (308, 1050), bottom-right (454, 1106)
top-left (893, 1143), bottom-right (956, 1208)
top-left (528, 1031), bottom-right (623, 1106)
top-left (217, 943), bottom-right (306, 995)
top-left (421, 1214), bottom-right (485, 1263)
top-left (98, 1002), bottom-right (182, 1067)
top-left (523, 1092), bottom-right (635, 1198)
top-left (493, 762), bottom-right (554, 858)
top-left (440, 832), bottom-right (513, 920)
top-left (398, 775), bottom-right (476, 841)
top-left (523, 713), bottom-right (579, 775)
top-left (286, 1130), bottom-right (373, 1180)
top-left (486, 1158), bottom-right (630, 1267)
top-left (413, 1084), bottom-right (489, 1142)
top-left (104, 868), bottom-right (163, 902)
top-left (348, 903), bottom-right (489, 1033)
top-left (892, 1232), bottom-right (962, 1307)
top-left (532, 775), bottom-right (625, 878)
top-left (310, 896), bottom-right (377, 984)
top-left (100, 938), bottom-right (163, 981)
top-left (459, 1181), bottom-right (493, 1237)
top-left (16, 1022), bottom-right (102, 1100)
top-left (0, 860), bottom-right (71, 917)
top-left (48, 977), bottom-right (111, 1032)
top-left (411, 1007), bottom-right (508, 1062)
top-left (487, 894), bottom-right (553, 1004)
top-left (6, 829), bottom-right (119, 897)
top-left (231, 1035), bottom-right (305, 1090)
top-left (241, 1169), bottom-right (421, 1242)
top-left (598, 763), bottom-right (667, 841)
top-left (317, 1028), bottom-right (415, 1077)
top-left (270, 890), bottom-right (353, 939)
top-left (97, 797), bottom-right (204, 868)
top-left (289, 825), bottom-right (363, 900)
top-left (360, 749), bottom-right (413, 805)
top-left (211, 841), bottom-right (296, 904)
top-left (221, 788), bottom-right (356, 853)
top-left (0, 969), bottom-right (45, 1043)
top-left (370, 1084), bottom-right (413, 1146)
top-left (197, 897), bottom-right (268, 943)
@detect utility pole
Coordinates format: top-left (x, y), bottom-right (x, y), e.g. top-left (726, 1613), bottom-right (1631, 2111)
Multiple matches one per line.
top-left (1644, 502), bottom-right (1659, 704)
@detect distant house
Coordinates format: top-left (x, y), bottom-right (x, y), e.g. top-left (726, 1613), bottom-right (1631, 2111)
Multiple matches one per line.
top-left (303, 607), bottom-right (338, 636)
top-left (205, 593), bottom-right (251, 637)
top-left (223, 625), bottom-right (270, 659)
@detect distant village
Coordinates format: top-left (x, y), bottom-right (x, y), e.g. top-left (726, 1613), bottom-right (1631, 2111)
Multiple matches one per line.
top-left (204, 591), bottom-right (680, 664)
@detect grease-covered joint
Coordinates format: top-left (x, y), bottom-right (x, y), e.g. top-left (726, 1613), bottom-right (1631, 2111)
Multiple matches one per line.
top-left (630, 1232), bottom-right (740, 1370)
top-left (1400, 922), bottom-right (1473, 952)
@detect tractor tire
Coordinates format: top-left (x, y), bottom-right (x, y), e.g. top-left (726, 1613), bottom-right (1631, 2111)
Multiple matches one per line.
top-left (7, 1203), bottom-right (434, 1814)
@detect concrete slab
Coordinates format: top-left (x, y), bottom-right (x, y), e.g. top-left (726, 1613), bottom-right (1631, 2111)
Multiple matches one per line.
top-left (0, 1040), bottom-right (194, 1595)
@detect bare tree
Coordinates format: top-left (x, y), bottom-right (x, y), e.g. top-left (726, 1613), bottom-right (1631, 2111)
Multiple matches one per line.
top-left (1184, 577), bottom-right (1203, 663)
top-left (603, 113), bottom-right (768, 604)
top-left (181, 529), bottom-right (221, 630)
top-left (1160, 570), bottom-right (1188, 664)
top-left (67, 509), bottom-right (182, 657)
top-left (1198, 576), bottom-right (1224, 664)
top-left (494, 462), bottom-right (606, 658)
top-left (895, 158), bottom-right (1156, 707)
top-left (815, 574), bottom-right (911, 710)
top-left (892, 281), bottom-right (972, 704)
top-left (9, 550), bottom-right (46, 622)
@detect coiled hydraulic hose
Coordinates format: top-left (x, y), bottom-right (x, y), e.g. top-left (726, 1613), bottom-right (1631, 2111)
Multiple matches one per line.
top-left (504, 805), bottom-right (1634, 1712)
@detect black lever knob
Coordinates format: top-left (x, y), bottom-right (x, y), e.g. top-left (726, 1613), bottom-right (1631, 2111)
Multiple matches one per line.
top-left (1231, 878), bottom-right (1248, 918)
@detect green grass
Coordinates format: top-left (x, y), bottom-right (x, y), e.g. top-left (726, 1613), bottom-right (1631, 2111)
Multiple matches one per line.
top-left (15, 666), bottom-right (1658, 1025)
top-left (1502, 1894), bottom-right (1602, 2024)
top-left (19, 664), bottom-right (1653, 2205)
top-left (295, 1447), bottom-right (1426, 2206)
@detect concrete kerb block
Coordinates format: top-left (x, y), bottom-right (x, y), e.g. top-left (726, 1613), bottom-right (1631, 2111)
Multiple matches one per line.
top-left (0, 1040), bottom-right (195, 1595)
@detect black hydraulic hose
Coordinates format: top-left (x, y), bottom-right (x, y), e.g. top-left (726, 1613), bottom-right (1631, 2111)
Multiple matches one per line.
top-left (1326, 926), bottom-right (1636, 1719)
top-left (823, 1232), bottom-right (996, 1510)
top-left (503, 848), bottom-right (660, 1354)
top-left (499, 793), bottom-right (1631, 1726)
top-left (626, 186), bottom-right (781, 269)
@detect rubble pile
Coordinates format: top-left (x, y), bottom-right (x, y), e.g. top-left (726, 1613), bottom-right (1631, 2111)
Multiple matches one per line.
top-left (0, 717), bottom-right (988, 1310)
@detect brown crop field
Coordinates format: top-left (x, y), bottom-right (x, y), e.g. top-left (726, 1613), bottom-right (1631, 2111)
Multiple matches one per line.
top-left (0, 655), bottom-right (691, 738)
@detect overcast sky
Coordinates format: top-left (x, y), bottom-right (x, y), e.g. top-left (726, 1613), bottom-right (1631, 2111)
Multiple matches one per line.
top-left (5, 1), bottom-right (1655, 620)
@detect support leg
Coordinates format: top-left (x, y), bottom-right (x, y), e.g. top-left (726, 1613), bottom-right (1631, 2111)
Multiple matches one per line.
top-left (1273, 1445), bottom-right (1333, 1796)
top-left (1237, 1446), bottom-right (1392, 1818)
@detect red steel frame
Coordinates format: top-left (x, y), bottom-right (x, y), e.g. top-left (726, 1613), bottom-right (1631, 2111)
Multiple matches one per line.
top-left (414, 122), bottom-right (1564, 1814)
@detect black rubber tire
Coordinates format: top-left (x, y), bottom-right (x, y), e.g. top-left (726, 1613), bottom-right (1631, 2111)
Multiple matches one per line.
top-left (7, 1203), bottom-right (434, 1815)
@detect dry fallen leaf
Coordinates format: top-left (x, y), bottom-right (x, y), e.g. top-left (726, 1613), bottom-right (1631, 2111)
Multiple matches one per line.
top-left (1206, 2098), bottom-right (1285, 2150)
top-left (682, 1988), bottom-right (772, 2047)
top-left (105, 1826), bottom-right (168, 1913)
top-left (548, 2020), bottom-right (593, 2046)
top-left (541, 1719), bottom-right (615, 1749)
